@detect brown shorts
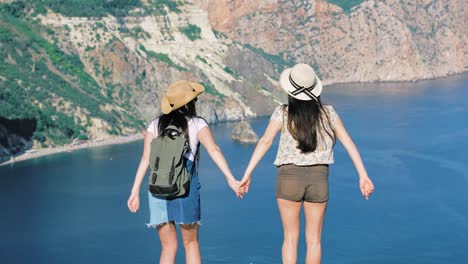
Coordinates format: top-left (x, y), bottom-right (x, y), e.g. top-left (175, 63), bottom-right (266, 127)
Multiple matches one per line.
top-left (276, 164), bottom-right (329, 203)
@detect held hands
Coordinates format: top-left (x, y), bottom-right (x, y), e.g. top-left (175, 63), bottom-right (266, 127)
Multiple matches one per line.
top-left (227, 178), bottom-right (245, 198)
top-left (239, 174), bottom-right (251, 195)
top-left (230, 174), bottom-right (251, 199)
top-left (359, 176), bottom-right (375, 200)
top-left (227, 174), bottom-right (251, 199)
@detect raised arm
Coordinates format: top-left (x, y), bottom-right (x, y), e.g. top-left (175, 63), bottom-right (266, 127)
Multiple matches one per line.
top-left (127, 131), bottom-right (152, 213)
top-left (240, 119), bottom-right (282, 193)
top-left (197, 126), bottom-right (241, 197)
top-left (333, 118), bottom-right (374, 200)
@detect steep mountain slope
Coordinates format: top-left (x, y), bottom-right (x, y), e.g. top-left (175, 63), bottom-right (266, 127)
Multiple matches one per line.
top-left (0, 0), bottom-right (283, 161)
top-left (0, 0), bottom-right (465, 161)
top-left (198, 0), bottom-right (466, 82)
top-left (0, 3), bottom-right (144, 156)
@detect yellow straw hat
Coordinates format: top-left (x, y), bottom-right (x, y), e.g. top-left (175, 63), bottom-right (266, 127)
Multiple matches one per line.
top-left (161, 80), bottom-right (205, 114)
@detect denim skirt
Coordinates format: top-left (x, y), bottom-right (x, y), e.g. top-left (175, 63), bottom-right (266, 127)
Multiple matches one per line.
top-left (147, 161), bottom-right (201, 227)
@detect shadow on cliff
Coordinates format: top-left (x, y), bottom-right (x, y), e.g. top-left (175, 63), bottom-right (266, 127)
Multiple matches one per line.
top-left (0, 117), bottom-right (36, 163)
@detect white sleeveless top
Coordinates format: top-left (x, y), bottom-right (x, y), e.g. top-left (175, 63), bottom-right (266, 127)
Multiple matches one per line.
top-left (271, 105), bottom-right (340, 166)
top-left (146, 117), bottom-right (208, 161)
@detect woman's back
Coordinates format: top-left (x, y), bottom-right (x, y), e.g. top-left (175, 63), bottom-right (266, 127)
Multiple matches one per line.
top-left (272, 104), bottom-right (339, 166)
top-left (146, 117), bottom-right (208, 161)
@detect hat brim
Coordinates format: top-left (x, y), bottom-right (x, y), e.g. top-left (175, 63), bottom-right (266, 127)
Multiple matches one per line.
top-left (161, 96), bottom-right (172, 115)
top-left (161, 81), bottom-right (204, 114)
top-left (279, 68), bottom-right (323, 101)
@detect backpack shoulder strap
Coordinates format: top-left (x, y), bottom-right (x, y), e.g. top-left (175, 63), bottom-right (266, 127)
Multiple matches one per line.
top-left (192, 142), bottom-right (201, 174)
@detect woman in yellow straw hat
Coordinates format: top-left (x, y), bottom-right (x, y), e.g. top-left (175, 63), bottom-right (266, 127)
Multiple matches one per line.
top-left (127, 80), bottom-right (242, 263)
top-left (239, 63), bottom-right (374, 264)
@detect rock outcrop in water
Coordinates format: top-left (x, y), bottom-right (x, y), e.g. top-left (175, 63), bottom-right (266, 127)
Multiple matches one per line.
top-left (232, 121), bottom-right (259, 144)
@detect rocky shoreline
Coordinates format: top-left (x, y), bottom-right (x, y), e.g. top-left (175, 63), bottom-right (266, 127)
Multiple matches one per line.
top-left (2, 72), bottom-right (466, 167)
top-left (0, 133), bottom-right (144, 167)
top-left (321, 70), bottom-right (468, 87)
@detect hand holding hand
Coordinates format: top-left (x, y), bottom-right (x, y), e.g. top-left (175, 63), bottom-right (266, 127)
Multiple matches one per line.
top-left (127, 192), bottom-right (140, 213)
top-left (239, 174), bottom-right (251, 195)
top-left (227, 178), bottom-right (245, 198)
top-left (359, 176), bottom-right (374, 200)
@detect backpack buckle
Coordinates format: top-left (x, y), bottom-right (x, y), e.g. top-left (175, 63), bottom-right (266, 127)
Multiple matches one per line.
top-left (164, 128), bottom-right (180, 139)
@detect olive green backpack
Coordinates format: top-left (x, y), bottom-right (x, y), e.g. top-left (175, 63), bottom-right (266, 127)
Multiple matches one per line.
top-left (148, 125), bottom-right (198, 198)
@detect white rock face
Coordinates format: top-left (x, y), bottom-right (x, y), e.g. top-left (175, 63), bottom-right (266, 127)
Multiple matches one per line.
top-left (37, 4), bottom-right (277, 131)
top-left (13, 0), bottom-right (464, 147)
top-left (197, 0), bottom-right (466, 84)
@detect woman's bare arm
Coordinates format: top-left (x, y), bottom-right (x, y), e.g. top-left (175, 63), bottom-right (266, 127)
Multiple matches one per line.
top-left (333, 118), bottom-right (374, 199)
top-left (130, 132), bottom-right (152, 194)
top-left (240, 119), bottom-right (283, 193)
top-left (197, 126), bottom-right (241, 196)
top-left (127, 132), bottom-right (152, 212)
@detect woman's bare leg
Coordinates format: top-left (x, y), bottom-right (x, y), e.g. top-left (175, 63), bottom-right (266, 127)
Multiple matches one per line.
top-left (180, 223), bottom-right (201, 264)
top-left (157, 222), bottom-right (178, 264)
top-left (303, 202), bottom-right (327, 264)
top-left (277, 198), bottom-right (302, 264)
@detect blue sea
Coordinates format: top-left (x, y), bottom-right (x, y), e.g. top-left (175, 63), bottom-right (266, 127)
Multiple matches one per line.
top-left (1, 75), bottom-right (467, 263)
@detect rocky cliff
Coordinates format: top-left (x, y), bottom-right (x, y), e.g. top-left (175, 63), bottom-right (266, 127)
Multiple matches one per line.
top-left (198, 0), bottom-right (466, 83)
top-left (0, 0), bottom-right (465, 156)
top-left (35, 1), bottom-right (285, 122)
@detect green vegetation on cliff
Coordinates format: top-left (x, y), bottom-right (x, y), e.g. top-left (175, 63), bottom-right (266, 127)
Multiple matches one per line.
top-left (22, 0), bottom-right (185, 18)
top-left (139, 44), bottom-right (187, 71)
top-left (151, 0), bottom-right (182, 15)
top-left (200, 82), bottom-right (225, 101)
top-left (180, 24), bottom-right (201, 41)
top-left (29, 0), bottom-right (142, 17)
top-left (0, 3), bottom-right (143, 146)
top-left (243, 43), bottom-right (294, 73)
top-left (325, 0), bottom-right (367, 13)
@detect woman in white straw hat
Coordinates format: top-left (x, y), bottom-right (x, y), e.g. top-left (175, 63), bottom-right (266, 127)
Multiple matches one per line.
top-left (127, 80), bottom-right (242, 264)
top-left (239, 63), bottom-right (375, 263)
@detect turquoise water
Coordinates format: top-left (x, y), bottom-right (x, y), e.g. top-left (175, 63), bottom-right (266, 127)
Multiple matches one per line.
top-left (1, 75), bottom-right (467, 263)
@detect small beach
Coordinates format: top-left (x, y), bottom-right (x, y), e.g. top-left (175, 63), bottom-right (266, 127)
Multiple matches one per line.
top-left (0, 133), bottom-right (144, 167)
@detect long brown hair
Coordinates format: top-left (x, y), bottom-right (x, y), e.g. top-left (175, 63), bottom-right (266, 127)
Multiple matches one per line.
top-left (286, 96), bottom-right (335, 153)
top-left (158, 98), bottom-right (197, 149)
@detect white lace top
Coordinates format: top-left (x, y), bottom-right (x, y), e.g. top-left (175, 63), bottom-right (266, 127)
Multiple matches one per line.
top-left (271, 105), bottom-right (340, 166)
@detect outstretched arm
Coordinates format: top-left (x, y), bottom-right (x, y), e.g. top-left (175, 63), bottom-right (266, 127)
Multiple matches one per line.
top-left (128, 131), bottom-right (152, 213)
top-left (240, 119), bottom-right (282, 193)
top-left (333, 118), bottom-right (374, 199)
top-left (197, 126), bottom-right (242, 197)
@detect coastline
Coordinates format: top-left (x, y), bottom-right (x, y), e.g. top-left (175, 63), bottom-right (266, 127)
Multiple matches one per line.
top-left (1, 73), bottom-right (466, 167)
top-left (321, 70), bottom-right (468, 87)
top-left (0, 133), bottom-right (144, 167)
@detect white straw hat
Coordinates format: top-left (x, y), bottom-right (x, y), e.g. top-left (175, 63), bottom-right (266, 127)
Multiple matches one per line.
top-left (279, 63), bottom-right (323, 101)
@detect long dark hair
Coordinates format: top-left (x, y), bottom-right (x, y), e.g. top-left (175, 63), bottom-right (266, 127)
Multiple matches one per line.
top-left (158, 98), bottom-right (197, 149)
top-left (286, 95), bottom-right (335, 153)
